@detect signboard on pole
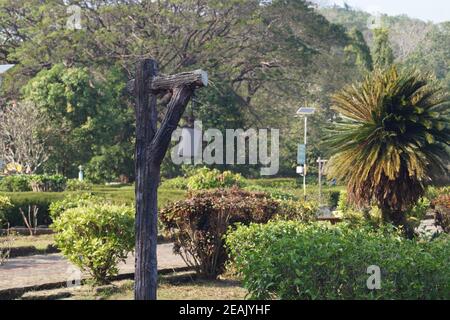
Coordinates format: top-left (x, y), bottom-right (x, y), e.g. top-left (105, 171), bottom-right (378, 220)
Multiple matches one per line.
top-left (297, 144), bottom-right (306, 165)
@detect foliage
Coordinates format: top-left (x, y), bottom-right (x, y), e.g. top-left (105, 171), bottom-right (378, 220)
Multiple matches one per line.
top-left (160, 177), bottom-right (188, 190)
top-left (0, 0), bottom-right (354, 180)
top-left (326, 66), bottom-right (450, 226)
top-left (226, 220), bottom-right (450, 300)
top-left (66, 179), bottom-right (94, 192)
top-left (275, 199), bottom-right (318, 222)
top-left (372, 28), bottom-right (395, 69)
top-left (244, 185), bottom-right (298, 201)
top-left (52, 203), bottom-right (135, 284)
top-left (85, 144), bottom-right (134, 184)
top-left (335, 191), bottom-right (382, 227)
top-left (186, 167), bottom-right (245, 190)
top-left (345, 28), bottom-right (373, 72)
top-left (0, 174), bottom-right (66, 192)
top-left (433, 193), bottom-right (450, 233)
top-left (0, 195), bottom-right (12, 224)
top-left (49, 193), bottom-right (100, 220)
top-left (22, 64), bottom-right (134, 178)
top-left (160, 188), bottom-right (280, 278)
top-left (29, 175), bottom-right (67, 192)
top-left (0, 175), bottom-right (32, 192)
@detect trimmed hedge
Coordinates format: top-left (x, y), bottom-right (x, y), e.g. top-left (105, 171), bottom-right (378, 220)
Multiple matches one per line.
top-left (0, 192), bottom-right (66, 227)
top-left (0, 186), bottom-right (185, 227)
top-left (0, 175), bottom-right (66, 192)
top-left (226, 221), bottom-right (450, 300)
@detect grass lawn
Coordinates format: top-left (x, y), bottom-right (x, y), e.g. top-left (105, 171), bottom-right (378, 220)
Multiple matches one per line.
top-left (54, 274), bottom-right (247, 300)
top-left (97, 279), bottom-right (247, 300)
top-left (8, 234), bottom-right (54, 250)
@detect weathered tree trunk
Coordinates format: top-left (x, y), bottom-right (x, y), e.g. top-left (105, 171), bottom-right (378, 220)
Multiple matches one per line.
top-left (134, 59), bottom-right (158, 300)
top-left (133, 59), bottom-right (207, 300)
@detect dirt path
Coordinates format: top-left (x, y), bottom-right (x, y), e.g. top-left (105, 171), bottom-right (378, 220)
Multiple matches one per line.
top-left (0, 243), bottom-right (186, 291)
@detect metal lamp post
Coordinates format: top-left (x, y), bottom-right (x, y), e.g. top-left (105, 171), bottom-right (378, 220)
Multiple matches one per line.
top-left (296, 107), bottom-right (316, 200)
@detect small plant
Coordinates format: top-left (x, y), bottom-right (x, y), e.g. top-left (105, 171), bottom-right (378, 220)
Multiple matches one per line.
top-left (19, 205), bottom-right (39, 236)
top-left (52, 203), bottom-right (135, 284)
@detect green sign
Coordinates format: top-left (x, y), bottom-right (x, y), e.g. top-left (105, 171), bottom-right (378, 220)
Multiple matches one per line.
top-left (297, 144), bottom-right (306, 165)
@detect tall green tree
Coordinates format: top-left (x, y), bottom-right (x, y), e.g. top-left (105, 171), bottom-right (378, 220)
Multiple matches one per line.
top-left (326, 66), bottom-right (449, 232)
top-left (23, 64), bottom-right (134, 178)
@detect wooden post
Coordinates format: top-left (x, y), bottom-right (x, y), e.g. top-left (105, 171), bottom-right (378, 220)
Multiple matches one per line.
top-left (132, 59), bottom-right (207, 300)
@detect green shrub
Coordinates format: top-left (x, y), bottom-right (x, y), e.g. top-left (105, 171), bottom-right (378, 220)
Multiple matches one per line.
top-left (52, 203), bottom-right (135, 284)
top-left (49, 193), bottom-right (99, 220)
top-left (0, 195), bottom-right (12, 224)
top-left (0, 175), bottom-right (32, 192)
top-left (160, 177), bottom-right (188, 190)
top-left (160, 188), bottom-right (279, 278)
top-left (65, 179), bottom-right (93, 191)
top-left (29, 175), bottom-right (67, 192)
top-left (0, 193), bottom-right (65, 227)
top-left (226, 221), bottom-right (450, 300)
top-left (276, 199), bottom-right (318, 222)
top-left (335, 191), bottom-right (382, 227)
top-left (186, 167), bottom-right (245, 190)
top-left (0, 175), bottom-right (67, 192)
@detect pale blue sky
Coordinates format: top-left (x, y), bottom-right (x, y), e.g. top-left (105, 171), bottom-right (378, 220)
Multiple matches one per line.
top-left (328, 0), bottom-right (450, 23)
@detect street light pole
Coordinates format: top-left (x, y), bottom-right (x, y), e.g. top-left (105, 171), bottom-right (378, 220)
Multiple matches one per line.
top-left (296, 107), bottom-right (316, 201)
top-left (303, 116), bottom-right (307, 201)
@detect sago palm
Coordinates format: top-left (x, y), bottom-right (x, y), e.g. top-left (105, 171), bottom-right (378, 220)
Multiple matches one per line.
top-left (326, 66), bottom-right (449, 226)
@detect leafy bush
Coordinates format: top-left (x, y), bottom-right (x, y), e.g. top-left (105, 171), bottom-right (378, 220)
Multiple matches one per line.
top-left (0, 175), bottom-right (32, 192)
top-left (65, 179), bottom-right (93, 191)
top-left (0, 175), bottom-right (67, 192)
top-left (226, 221), bottom-right (450, 300)
top-left (276, 199), bottom-right (318, 222)
top-left (335, 191), bottom-right (382, 227)
top-left (49, 193), bottom-right (99, 219)
top-left (160, 188), bottom-right (280, 278)
top-left (160, 177), bottom-right (188, 190)
top-left (186, 167), bottom-right (245, 190)
top-left (29, 175), bottom-right (67, 192)
top-left (0, 193), bottom-right (65, 227)
top-left (52, 203), bottom-right (135, 284)
top-left (0, 195), bottom-right (12, 224)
